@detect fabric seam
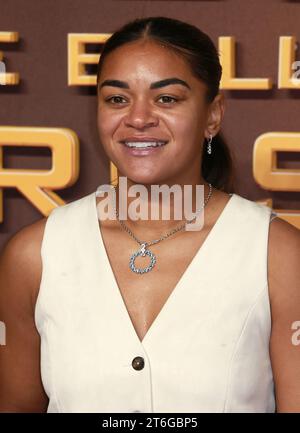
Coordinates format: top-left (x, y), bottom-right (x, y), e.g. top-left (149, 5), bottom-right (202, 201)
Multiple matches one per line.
top-left (46, 319), bottom-right (63, 412)
top-left (222, 283), bottom-right (269, 412)
top-left (34, 209), bottom-right (56, 331)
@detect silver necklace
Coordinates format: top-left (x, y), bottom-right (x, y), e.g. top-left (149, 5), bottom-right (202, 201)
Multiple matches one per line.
top-left (112, 183), bottom-right (213, 274)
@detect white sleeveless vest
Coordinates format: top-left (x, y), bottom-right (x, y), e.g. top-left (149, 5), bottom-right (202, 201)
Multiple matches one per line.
top-left (35, 189), bottom-right (276, 413)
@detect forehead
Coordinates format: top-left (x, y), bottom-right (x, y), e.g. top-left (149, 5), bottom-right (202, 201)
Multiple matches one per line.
top-left (100, 40), bottom-right (194, 80)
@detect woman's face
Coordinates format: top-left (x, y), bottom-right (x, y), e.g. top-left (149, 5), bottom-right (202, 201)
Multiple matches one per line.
top-left (97, 39), bottom-right (221, 186)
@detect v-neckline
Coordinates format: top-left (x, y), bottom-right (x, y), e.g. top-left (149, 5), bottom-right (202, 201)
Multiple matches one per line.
top-left (91, 190), bottom-right (236, 346)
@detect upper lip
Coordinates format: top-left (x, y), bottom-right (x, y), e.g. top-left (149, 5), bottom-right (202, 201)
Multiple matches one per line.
top-left (120, 136), bottom-right (168, 143)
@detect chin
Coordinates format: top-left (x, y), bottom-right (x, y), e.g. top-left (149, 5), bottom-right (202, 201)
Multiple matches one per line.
top-left (120, 170), bottom-right (164, 185)
top-left (125, 173), bottom-right (161, 186)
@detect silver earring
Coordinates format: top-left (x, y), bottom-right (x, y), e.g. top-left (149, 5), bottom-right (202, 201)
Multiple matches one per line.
top-left (207, 134), bottom-right (213, 155)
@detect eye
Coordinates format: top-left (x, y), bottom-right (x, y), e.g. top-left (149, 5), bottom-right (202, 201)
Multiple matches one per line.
top-left (157, 95), bottom-right (178, 104)
top-left (105, 96), bottom-right (127, 105)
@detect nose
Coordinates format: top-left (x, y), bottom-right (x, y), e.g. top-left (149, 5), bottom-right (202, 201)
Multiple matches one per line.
top-left (124, 99), bottom-right (159, 129)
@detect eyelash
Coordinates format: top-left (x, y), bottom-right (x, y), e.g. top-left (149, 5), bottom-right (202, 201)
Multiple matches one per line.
top-left (105, 95), bottom-right (179, 105)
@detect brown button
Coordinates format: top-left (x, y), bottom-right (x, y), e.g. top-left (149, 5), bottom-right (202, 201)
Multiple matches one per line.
top-left (132, 356), bottom-right (145, 370)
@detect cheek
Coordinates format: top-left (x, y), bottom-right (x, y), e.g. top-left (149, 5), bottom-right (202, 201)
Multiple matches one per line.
top-left (97, 108), bottom-right (120, 141)
top-left (168, 112), bottom-right (203, 144)
top-left (166, 113), bottom-right (205, 162)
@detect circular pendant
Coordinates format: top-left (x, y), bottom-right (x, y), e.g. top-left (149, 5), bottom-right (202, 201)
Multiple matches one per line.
top-left (129, 243), bottom-right (156, 274)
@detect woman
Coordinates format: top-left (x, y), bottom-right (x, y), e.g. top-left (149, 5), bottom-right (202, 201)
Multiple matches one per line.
top-left (0, 16), bottom-right (299, 413)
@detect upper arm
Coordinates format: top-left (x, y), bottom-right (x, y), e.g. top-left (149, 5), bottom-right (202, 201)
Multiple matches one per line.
top-left (268, 217), bottom-right (300, 412)
top-left (0, 218), bottom-right (49, 412)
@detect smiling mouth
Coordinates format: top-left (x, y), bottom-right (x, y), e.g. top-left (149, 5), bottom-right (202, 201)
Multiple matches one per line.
top-left (120, 140), bottom-right (168, 149)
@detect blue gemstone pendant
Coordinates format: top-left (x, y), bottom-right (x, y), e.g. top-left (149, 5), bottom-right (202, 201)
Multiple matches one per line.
top-left (129, 243), bottom-right (156, 274)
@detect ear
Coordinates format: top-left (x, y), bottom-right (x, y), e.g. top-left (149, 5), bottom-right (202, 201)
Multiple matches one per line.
top-left (204, 93), bottom-right (225, 139)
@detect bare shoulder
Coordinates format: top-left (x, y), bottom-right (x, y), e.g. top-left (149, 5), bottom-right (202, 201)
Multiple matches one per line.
top-left (267, 216), bottom-right (300, 412)
top-left (268, 216), bottom-right (300, 258)
top-left (268, 217), bottom-right (300, 305)
top-left (0, 216), bottom-right (48, 310)
top-left (0, 217), bottom-right (49, 412)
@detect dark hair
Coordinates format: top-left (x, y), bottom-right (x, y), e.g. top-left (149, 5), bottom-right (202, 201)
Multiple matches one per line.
top-left (96, 16), bottom-right (236, 193)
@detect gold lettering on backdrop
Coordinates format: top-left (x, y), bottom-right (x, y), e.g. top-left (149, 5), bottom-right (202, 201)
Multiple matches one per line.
top-left (0, 32), bottom-right (19, 85)
top-left (253, 132), bottom-right (300, 228)
top-left (1, 33), bottom-right (299, 226)
top-left (68, 33), bottom-right (111, 85)
top-left (278, 36), bottom-right (300, 88)
top-left (0, 127), bottom-right (80, 221)
top-left (219, 36), bottom-right (272, 90)
top-left (2, 33), bottom-right (299, 89)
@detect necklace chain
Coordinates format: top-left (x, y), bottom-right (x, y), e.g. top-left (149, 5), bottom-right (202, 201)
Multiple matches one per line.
top-left (112, 183), bottom-right (213, 247)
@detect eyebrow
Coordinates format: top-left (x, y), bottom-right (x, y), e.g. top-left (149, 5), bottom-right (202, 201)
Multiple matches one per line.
top-left (99, 77), bottom-right (191, 91)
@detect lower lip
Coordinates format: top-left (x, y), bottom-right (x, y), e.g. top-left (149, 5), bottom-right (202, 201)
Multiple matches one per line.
top-left (120, 142), bottom-right (167, 156)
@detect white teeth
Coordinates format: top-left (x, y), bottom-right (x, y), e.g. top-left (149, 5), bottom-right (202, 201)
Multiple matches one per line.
top-left (124, 141), bottom-right (166, 148)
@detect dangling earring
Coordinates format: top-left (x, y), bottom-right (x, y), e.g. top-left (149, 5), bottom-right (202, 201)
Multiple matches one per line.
top-left (207, 134), bottom-right (213, 155)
